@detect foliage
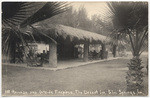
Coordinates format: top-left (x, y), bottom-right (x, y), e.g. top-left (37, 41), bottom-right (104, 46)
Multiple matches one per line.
top-left (2, 2), bottom-right (68, 63)
top-left (95, 13), bottom-right (128, 57)
top-left (47, 6), bottom-right (104, 34)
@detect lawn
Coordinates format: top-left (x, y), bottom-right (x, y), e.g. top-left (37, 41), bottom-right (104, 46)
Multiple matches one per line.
top-left (2, 55), bottom-right (148, 96)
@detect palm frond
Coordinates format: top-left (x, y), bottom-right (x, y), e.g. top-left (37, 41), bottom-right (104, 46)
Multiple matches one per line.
top-left (20, 2), bottom-right (69, 27)
top-left (107, 2), bottom-right (148, 31)
top-left (2, 2), bottom-right (45, 28)
top-left (107, 2), bottom-right (148, 56)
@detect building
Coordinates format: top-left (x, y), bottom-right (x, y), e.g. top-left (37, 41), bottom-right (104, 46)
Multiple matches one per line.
top-left (29, 23), bottom-right (110, 67)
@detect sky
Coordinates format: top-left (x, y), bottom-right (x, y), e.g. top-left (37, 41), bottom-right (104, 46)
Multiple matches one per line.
top-left (71, 2), bottom-right (110, 19)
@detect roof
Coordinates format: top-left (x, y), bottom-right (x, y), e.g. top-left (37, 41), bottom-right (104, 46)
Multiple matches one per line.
top-left (32, 23), bottom-right (110, 44)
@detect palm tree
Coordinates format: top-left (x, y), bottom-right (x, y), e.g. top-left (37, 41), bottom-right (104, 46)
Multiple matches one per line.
top-left (107, 2), bottom-right (148, 93)
top-left (2, 2), bottom-right (68, 63)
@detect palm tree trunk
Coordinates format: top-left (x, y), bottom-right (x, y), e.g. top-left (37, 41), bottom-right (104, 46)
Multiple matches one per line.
top-left (126, 31), bottom-right (144, 94)
top-left (126, 55), bottom-right (144, 94)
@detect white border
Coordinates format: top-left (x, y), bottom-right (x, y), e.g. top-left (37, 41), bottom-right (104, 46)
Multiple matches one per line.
top-left (0, 1), bottom-right (149, 98)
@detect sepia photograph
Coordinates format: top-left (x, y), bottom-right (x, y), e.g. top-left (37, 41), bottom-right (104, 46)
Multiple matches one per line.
top-left (1, 1), bottom-right (148, 96)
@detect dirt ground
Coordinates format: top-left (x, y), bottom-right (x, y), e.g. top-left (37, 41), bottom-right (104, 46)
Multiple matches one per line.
top-left (2, 54), bottom-right (148, 96)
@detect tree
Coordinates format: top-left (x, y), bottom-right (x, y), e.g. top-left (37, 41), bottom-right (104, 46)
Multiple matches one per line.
top-left (48, 6), bottom-right (94, 32)
top-left (2, 2), bottom-right (68, 63)
top-left (107, 2), bottom-right (148, 93)
top-left (48, 6), bottom-right (79, 28)
top-left (94, 14), bottom-right (127, 57)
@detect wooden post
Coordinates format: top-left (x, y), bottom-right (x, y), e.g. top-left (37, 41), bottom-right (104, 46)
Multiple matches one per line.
top-left (112, 45), bottom-right (117, 57)
top-left (49, 41), bottom-right (57, 67)
top-left (101, 43), bottom-right (106, 59)
top-left (83, 43), bottom-right (89, 62)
